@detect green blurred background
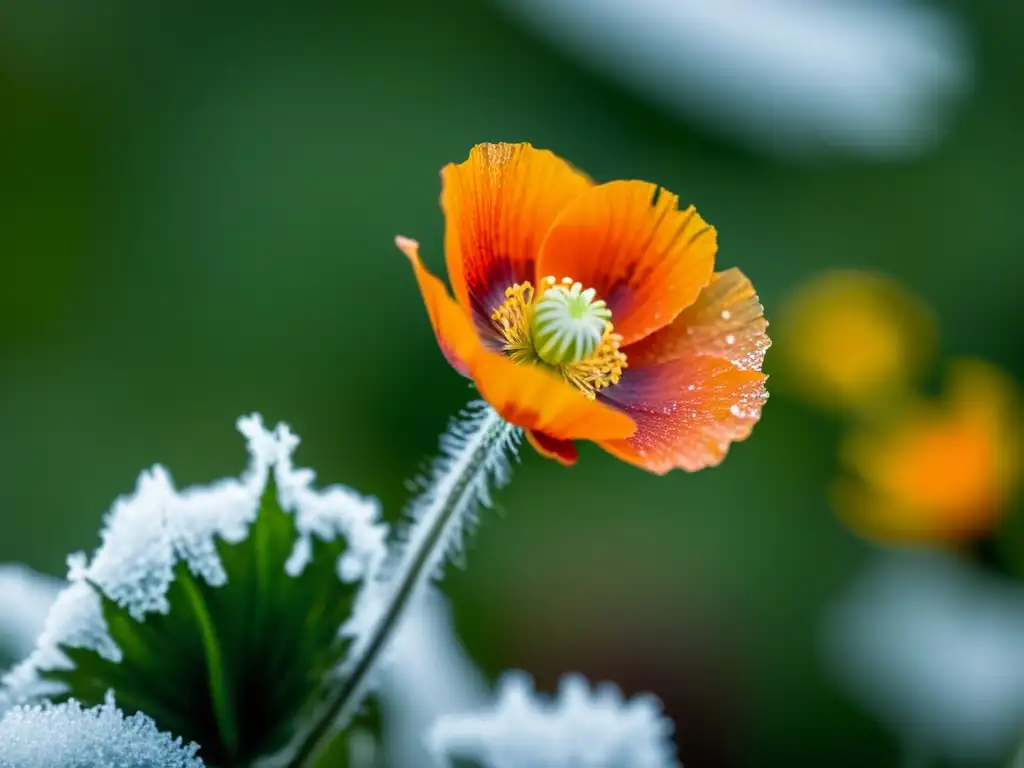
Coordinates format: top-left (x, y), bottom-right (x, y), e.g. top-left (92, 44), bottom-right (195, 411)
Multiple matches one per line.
top-left (2, 2), bottom-right (1021, 765)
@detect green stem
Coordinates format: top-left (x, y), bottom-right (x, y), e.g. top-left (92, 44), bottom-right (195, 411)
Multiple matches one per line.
top-left (179, 568), bottom-right (239, 760)
top-left (287, 406), bottom-right (516, 767)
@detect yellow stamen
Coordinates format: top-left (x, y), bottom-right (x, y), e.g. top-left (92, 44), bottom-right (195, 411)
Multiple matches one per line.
top-left (490, 278), bottom-right (628, 399)
top-left (562, 326), bottom-right (627, 399)
top-left (491, 282), bottom-right (537, 365)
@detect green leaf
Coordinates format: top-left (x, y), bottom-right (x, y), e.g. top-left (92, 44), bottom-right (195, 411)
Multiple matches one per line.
top-left (47, 477), bottom-right (368, 767)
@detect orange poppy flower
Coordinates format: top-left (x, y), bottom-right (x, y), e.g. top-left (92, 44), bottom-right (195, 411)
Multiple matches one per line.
top-left (836, 360), bottom-right (1021, 544)
top-left (397, 143), bottom-right (769, 473)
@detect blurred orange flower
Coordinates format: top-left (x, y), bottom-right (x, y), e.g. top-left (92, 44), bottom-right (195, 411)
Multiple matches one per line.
top-left (397, 143), bottom-right (769, 473)
top-left (836, 360), bottom-right (1021, 544)
top-left (778, 270), bottom-right (934, 412)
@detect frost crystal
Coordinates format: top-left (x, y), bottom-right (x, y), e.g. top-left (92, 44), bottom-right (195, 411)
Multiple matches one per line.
top-left (428, 671), bottom-right (680, 768)
top-left (1, 413), bottom-right (386, 708)
top-left (0, 691), bottom-right (203, 768)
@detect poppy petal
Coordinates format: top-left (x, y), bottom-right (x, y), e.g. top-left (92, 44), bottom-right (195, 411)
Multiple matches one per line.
top-left (598, 356), bottom-right (767, 474)
top-left (442, 143), bottom-right (592, 338)
top-left (526, 431), bottom-right (579, 466)
top-left (396, 236), bottom-right (480, 377)
top-left (471, 349), bottom-right (636, 442)
top-left (624, 268), bottom-right (770, 372)
top-left (536, 181), bottom-right (716, 347)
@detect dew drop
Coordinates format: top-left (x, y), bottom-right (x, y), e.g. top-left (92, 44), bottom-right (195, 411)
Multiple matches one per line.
top-left (687, 384), bottom-right (695, 391)
top-left (725, 334), bottom-right (736, 345)
top-left (720, 310), bottom-right (731, 320)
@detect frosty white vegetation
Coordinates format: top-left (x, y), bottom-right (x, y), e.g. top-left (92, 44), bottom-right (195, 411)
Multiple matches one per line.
top-left (377, 587), bottom-right (489, 767)
top-left (429, 671), bottom-right (679, 768)
top-left (825, 551), bottom-right (1024, 764)
top-left (0, 692), bottom-right (203, 768)
top-left (500, 0), bottom-right (968, 158)
top-left (0, 405), bottom-right (681, 767)
top-left (2, 413), bottom-right (385, 710)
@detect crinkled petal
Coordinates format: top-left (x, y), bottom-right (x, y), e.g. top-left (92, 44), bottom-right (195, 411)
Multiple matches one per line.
top-left (624, 268), bottom-right (769, 372)
top-left (599, 356), bottom-right (767, 473)
top-left (536, 181), bottom-right (716, 346)
top-left (526, 431), bottom-right (579, 466)
top-left (442, 143), bottom-right (592, 337)
top-left (398, 235), bottom-right (634, 442)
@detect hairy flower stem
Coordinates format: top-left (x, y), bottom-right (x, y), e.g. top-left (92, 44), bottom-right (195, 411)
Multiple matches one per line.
top-left (287, 405), bottom-right (519, 767)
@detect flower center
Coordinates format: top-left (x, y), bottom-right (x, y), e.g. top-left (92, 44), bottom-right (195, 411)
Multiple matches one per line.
top-left (490, 276), bottom-right (627, 399)
top-left (532, 277), bottom-right (611, 365)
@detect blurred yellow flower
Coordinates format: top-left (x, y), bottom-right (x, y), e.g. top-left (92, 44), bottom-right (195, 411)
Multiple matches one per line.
top-left (779, 271), bottom-right (934, 412)
top-left (835, 360), bottom-right (1021, 544)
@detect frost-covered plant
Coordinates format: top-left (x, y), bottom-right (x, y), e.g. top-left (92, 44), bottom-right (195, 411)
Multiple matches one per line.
top-left (428, 671), bottom-right (679, 768)
top-left (0, 691), bottom-right (203, 768)
top-left (2, 414), bottom-right (387, 765)
top-left (1, 140), bottom-right (769, 766)
top-left (0, 408), bottom-right (684, 767)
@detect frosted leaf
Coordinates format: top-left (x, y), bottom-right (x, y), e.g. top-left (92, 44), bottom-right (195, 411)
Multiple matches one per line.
top-left (2, 567), bottom-right (120, 711)
top-left (428, 671), bottom-right (679, 768)
top-left (1, 412), bottom-right (387, 761)
top-left (237, 414), bottom-right (387, 582)
top-left (78, 414), bottom-right (382, 622)
top-left (0, 691), bottom-right (203, 767)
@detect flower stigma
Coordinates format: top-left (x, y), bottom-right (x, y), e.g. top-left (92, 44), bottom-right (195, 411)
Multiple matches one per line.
top-left (490, 276), bottom-right (627, 399)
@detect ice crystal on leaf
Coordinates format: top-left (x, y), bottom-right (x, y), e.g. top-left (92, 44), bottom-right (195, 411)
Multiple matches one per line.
top-left (0, 691), bottom-right (203, 768)
top-left (428, 671), bottom-right (679, 768)
top-left (1, 414), bottom-right (387, 766)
